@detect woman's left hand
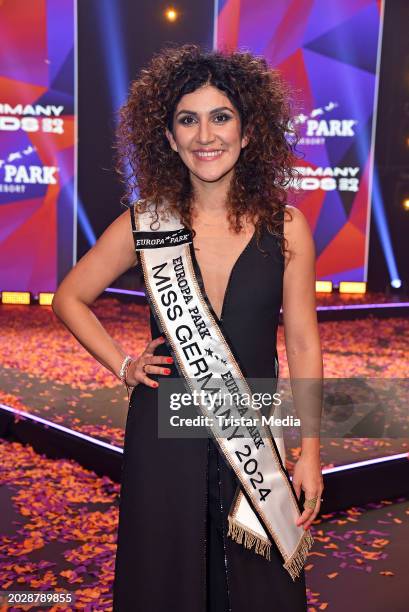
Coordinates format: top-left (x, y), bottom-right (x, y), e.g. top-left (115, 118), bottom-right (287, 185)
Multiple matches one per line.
top-left (292, 452), bottom-right (324, 531)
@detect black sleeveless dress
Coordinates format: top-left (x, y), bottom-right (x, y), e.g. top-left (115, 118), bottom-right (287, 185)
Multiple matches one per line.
top-left (112, 210), bottom-right (308, 611)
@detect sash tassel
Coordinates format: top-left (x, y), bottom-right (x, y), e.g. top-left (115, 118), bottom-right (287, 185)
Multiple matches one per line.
top-left (227, 516), bottom-right (271, 561)
top-left (228, 515), bottom-right (314, 580)
top-left (283, 530), bottom-right (314, 581)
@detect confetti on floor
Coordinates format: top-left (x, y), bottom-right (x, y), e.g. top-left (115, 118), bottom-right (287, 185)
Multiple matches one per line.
top-left (0, 440), bottom-right (408, 611)
top-left (0, 439), bottom-right (119, 611)
top-left (0, 302), bottom-right (408, 469)
top-left (1, 301), bottom-right (408, 388)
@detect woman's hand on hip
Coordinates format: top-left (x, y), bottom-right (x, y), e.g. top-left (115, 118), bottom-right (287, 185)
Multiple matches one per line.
top-left (126, 336), bottom-right (173, 388)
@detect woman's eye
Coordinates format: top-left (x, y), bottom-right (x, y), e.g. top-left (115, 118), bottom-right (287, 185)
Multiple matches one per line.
top-left (179, 116), bottom-right (196, 125)
top-left (178, 113), bottom-right (231, 126)
top-left (214, 113), bottom-right (230, 123)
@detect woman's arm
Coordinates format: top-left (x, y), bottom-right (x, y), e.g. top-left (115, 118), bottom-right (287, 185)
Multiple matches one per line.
top-left (52, 208), bottom-right (169, 387)
top-left (282, 205), bottom-right (324, 529)
top-left (282, 205), bottom-right (323, 447)
top-left (282, 206), bottom-right (322, 372)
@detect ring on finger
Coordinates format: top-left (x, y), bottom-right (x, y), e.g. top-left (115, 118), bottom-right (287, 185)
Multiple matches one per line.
top-left (304, 496), bottom-right (319, 510)
top-left (142, 364), bottom-right (148, 374)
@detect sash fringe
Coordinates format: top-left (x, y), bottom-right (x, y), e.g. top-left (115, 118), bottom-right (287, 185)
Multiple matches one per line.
top-left (228, 516), bottom-right (314, 582)
top-left (283, 531), bottom-right (314, 581)
top-left (227, 516), bottom-right (271, 561)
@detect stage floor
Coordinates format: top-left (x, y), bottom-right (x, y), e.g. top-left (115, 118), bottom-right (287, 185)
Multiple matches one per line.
top-left (0, 299), bottom-right (407, 471)
top-left (0, 438), bottom-right (408, 611)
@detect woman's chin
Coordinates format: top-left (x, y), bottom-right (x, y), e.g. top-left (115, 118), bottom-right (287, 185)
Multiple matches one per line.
top-left (191, 165), bottom-right (234, 184)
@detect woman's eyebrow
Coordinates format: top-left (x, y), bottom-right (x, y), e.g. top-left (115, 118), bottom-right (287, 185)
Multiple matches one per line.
top-left (175, 106), bottom-right (235, 117)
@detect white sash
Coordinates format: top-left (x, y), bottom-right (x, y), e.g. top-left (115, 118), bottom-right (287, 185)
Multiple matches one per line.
top-left (133, 201), bottom-right (313, 580)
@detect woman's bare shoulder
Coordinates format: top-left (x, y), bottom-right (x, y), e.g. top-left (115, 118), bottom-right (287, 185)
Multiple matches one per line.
top-left (118, 204), bottom-right (139, 262)
top-left (284, 205), bottom-right (314, 247)
top-left (107, 205), bottom-right (136, 244)
top-left (282, 205), bottom-right (315, 272)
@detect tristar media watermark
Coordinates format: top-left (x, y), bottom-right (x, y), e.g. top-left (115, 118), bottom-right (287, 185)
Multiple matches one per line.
top-left (169, 412), bottom-right (301, 429)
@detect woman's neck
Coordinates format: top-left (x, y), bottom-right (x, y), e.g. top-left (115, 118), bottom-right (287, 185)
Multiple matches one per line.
top-left (190, 170), bottom-right (231, 222)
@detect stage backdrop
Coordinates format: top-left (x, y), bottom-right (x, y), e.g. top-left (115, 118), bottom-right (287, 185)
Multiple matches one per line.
top-left (216, 0), bottom-right (383, 283)
top-left (0, 0), bottom-right (76, 295)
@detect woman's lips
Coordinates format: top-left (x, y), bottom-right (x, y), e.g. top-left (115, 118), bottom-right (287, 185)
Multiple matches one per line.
top-left (192, 150), bottom-right (224, 161)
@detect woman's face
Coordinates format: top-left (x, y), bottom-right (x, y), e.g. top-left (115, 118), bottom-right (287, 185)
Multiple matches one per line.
top-left (165, 84), bottom-right (248, 184)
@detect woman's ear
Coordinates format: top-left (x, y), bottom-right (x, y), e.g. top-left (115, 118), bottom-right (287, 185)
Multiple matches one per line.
top-left (165, 128), bottom-right (178, 153)
top-left (241, 124), bottom-right (253, 149)
top-left (241, 134), bottom-right (249, 148)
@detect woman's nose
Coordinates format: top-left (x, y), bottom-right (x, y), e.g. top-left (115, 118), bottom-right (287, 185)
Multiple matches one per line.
top-left (197, 120), bottom-right (215, 144)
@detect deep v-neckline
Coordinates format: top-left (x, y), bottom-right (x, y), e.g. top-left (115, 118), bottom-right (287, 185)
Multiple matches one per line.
top-left (189, 229), bottom-right (256, 322)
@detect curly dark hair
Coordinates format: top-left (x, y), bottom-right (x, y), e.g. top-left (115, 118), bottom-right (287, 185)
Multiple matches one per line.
top-left (115, 43), bottom-right (298, 254)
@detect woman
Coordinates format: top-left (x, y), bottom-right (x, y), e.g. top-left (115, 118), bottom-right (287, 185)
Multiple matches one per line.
top-left (52, 44), bottom-right (323, 611)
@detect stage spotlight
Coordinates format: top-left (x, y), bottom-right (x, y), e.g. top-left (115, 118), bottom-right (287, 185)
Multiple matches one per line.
top-left (391, 279), bottom-right (402, 289)
top-left (316, 281), bottom-right (332, 293)
top-left (94, 2), bottom-right (138, 204)
top-left (388, 278), bottom-right (405, 296)
top-left (402, 197), bottom-right (409, 210)
top-left (339, 282), bottom-right (366, 294)
top-left (165, 7), bottom-right (178, 22)
top-left (2, 291), bottom-right (31, 305)
top-left (38, 292), bottom-right (54, 306)
top-left (78, 198), bottom-right (97, 248)
top-left (372, 172), bottom-right (400, 299)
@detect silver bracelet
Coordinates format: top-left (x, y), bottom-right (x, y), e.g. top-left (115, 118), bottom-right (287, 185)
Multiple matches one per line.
top-left (119, 355), bottom-right (134, 386)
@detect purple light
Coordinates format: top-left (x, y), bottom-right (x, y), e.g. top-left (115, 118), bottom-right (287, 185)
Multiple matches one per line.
top-left (320, 452), bottom-right (408, 475)
top-left (105, 287), bottom-right (145, 297)
top-left (0, 403), bottom-right (123, 454)
top-left (316, 302), bottom-right (409, 311)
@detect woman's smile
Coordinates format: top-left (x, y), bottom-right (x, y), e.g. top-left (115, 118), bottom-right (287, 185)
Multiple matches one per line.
top-left (192, 149), bottom-right (225, 161)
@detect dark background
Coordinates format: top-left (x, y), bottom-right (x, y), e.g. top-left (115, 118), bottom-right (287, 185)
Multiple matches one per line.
top-left (77, 0), bottom-right (408, 293)
top-left (368, 0), bottom-right (409, 291)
